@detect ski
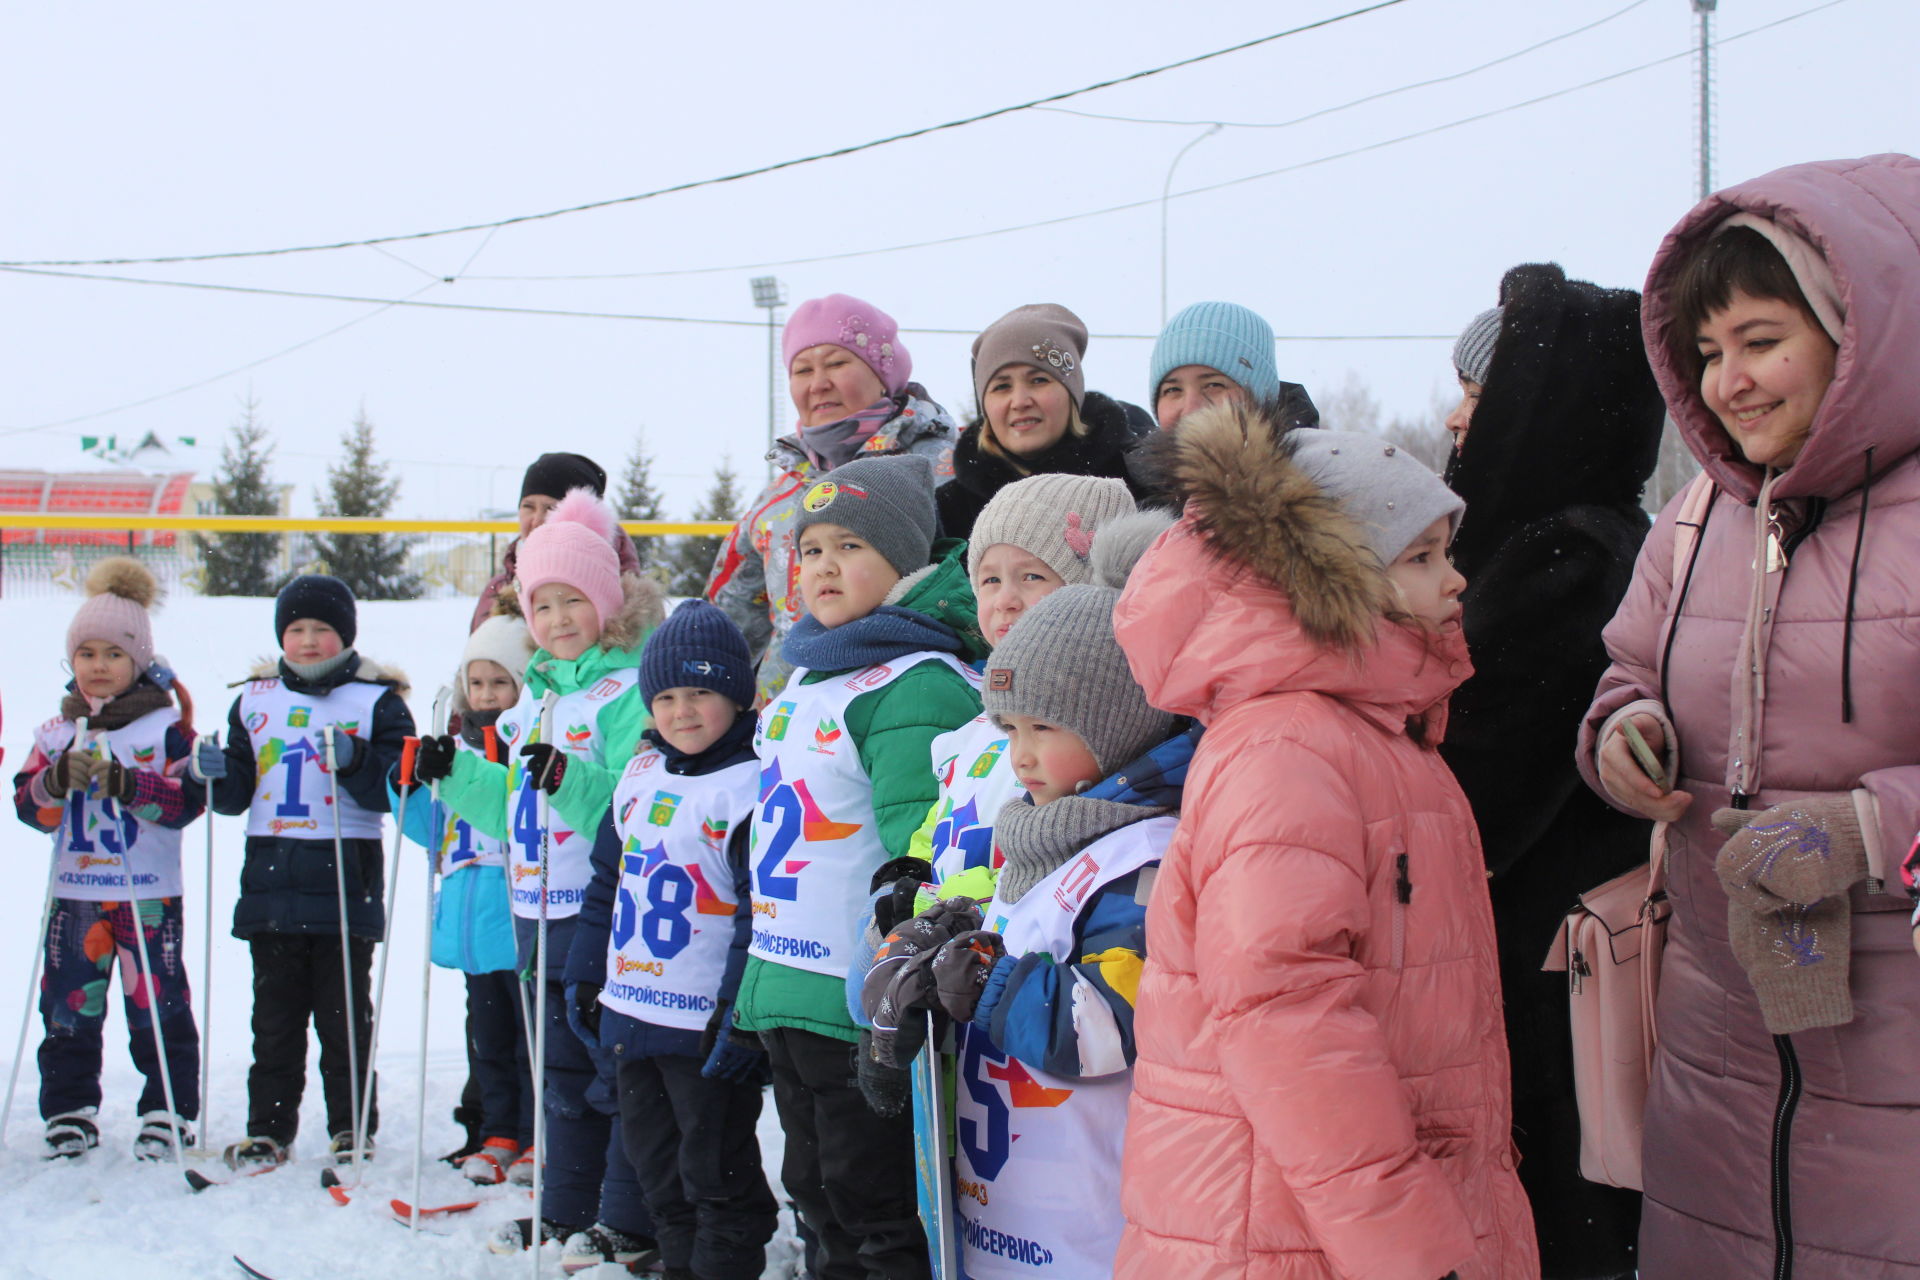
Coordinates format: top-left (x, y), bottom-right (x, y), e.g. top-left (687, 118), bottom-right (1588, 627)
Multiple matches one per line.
top-left (327, 1184), bottom-right (352, 1207)
top-left (232, 1258), bottom-right (275, 1280)
top-left (185, 1163), bottom-right (283, 1193)
top-left (390, 1196), bottom-right (481, 1219)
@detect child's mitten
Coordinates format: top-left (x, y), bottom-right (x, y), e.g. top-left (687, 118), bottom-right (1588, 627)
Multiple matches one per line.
top-left (1713, 798), bottom-right (1868, 910)
top-left (412, 735), bottom-right (457, 783)
top-left (43, 749), bottom-right (96, 799)
top-left (933, 930), bottom-right (1006, 1024)
top-left (187, 734), bottom-right (227, 783)
top-left (519, 743), bottom-right (566, 794)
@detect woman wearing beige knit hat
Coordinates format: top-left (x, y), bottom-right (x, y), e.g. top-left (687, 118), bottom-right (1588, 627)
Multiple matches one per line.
top-left (934, 303), bottom-right (1154, 540)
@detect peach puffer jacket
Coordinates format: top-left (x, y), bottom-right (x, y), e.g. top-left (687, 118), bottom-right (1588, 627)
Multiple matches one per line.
top-left (1111, 405), bottom-right (1537, 1280)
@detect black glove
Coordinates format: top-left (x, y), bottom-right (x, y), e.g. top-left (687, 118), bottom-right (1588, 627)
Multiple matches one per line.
top-left (519, 742), bottom-right (567, 795)
top-left (875, 872), bottom-right (932, 938)
top-left (413, 735), bottom-right (458, 784)
top-left (566, 982), bottom-right (603, 1047)
top-left (856, 1029), bottom-right (913, 1118)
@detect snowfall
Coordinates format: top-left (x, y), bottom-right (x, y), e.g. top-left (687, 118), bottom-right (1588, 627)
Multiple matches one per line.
top-left (0, 594), bottom-right (805, 1280)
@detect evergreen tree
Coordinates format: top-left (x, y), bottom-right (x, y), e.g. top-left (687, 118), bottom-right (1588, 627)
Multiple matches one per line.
top-left (306, 407), bottom-right (421, 600)
top-left (665, 458), bottom-right (743, 598)
top-left (613, 428), bottom-right (666, 573)
top-left (195, 399), bottom-right (284, 596)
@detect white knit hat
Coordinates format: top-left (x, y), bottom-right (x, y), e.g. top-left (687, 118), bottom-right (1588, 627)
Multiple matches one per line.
top-left (968, 474), bottom-right (1137, 586)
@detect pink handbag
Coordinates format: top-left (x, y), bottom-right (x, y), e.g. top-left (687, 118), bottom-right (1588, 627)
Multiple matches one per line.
top-left (1539, 471), bottom-right (1714, 1192)
top-left (1541, 830), bottom-right (1671, 1190)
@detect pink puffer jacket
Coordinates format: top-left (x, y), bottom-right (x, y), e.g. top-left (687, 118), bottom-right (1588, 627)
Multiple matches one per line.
top-left (1112, 406), bottom-right (1537, 1280)
top-left (1578, 154), bottom-right (1920, 1278)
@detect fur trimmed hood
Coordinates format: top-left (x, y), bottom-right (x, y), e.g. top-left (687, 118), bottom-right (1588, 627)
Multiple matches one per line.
top-left (1112, 401), bottom-right (1471, 735)
top-left (240, 652), bottom-right (411, 698)
top-left (491, 571), bottom-right (665, 654)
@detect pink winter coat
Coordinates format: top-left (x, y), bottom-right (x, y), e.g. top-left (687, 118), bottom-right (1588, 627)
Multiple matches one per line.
top-left (1578, 154), bottom-right (1920, 1277)
top-left (1113, 406), bottom-right (1537, 1280)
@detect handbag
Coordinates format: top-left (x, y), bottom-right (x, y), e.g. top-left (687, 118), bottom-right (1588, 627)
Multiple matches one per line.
top-left (1539, 470), bottom-right (1714, 1192)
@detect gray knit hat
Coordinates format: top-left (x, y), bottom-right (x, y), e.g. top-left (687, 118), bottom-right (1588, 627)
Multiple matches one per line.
top-left (1451, 306), bottom-right (1503, 384)
top-left (968, 474), bottom-right (1137, 586)
top-left (983, 584), bottom-right (1176, 777)
top-left (791, 453), bottom-right (939, 576)
top-left (1288, 431), bottom-right (1464, 566)
top-left (971, 303), bottom-right (1089, 409)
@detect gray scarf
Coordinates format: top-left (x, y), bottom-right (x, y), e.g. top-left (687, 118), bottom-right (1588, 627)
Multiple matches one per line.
top-left (992, 795), bottom-right (1170, 905)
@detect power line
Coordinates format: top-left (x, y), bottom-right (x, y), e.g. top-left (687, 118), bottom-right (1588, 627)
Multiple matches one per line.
top-left (0, 1), bottom-right (1409, 270)
top-left (457, 0), bottom-right (1850, 284)
top-left (1033, 0), bottom-right (1650, 130)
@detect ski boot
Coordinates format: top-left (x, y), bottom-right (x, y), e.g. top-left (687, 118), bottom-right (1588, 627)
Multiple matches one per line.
top-left (132, 1111), bottom-right (195, 1162)
top-left (507, 1146), bottom-right (536, 1187)
top-left (487, 1216), bottom-right (582, 1256)
top-left (328, 1130), bottom-right (374, 1166)
top-left (461, 1136), bottom-right (520, 1185)
top-left (559, 1223), bottom-right (660, 1274)
top-left (223, 1135), bottom-right (290, 1172)
top-left (43, 1109), bottom-right (100, 1161)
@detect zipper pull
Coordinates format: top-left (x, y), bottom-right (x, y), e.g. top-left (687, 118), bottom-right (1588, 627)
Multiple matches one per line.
top-left (1395, 853), bottom-right (1412, 905)
top-left (1570, 948), bottom-right (1590, 995)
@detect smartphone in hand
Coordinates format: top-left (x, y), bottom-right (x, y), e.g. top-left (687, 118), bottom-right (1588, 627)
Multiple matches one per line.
top-left (1621, 720), bottom-right (1669, 792)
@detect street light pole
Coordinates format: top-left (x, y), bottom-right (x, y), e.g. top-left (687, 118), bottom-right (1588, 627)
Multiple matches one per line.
top-left (1692, 0), bottom-right (1718, 201)
top-left (1160, 123), bottom-right (1222, 325)
top-left (750, 276), bottom-right (788, 474)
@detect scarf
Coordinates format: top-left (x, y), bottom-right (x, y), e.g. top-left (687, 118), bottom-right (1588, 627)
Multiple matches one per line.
top-left (797, 394), bottom-right (904, 471)
top-left (59, 677), bottom-right (175, 732)
top-left (993, 794), bottom-right (1169, 905)
top-left (780, 605), bottom-right (960, 674)
top-left (284, 649), bottom-right (356, 686)
top-left (459, 706), bottom-right (503, 752)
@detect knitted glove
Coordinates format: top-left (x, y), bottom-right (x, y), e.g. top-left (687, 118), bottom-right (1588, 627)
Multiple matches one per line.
top-left (187, 734), bottom-right (228, 784)
top-left (856, 1028), bottom-right (914, 1118)
top-left (412, 735), bottom-right (457, 784)
top-left (96, 758), bottom-right (137, 805)
top-left (565, 982), bottom-right (602, 1048)
top-left (318, 725), bottom-right (361, 775)
top-left (932, 930), bottom-right (1007, 1024)
top-left (43, 749), bottom-right (96, 800)
top-left (519, 743), bottom-right (567, 795)
top-left (699, 1002), bottom-right (768, 1084)
top-left (1713, 797), bottom-right (1866, 1034)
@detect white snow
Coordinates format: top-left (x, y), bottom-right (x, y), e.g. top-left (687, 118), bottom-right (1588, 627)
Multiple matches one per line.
top-left (0, 595), bottom-right (800, 1279)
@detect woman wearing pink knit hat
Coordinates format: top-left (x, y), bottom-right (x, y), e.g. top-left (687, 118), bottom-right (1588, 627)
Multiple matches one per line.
top-left (417, 486), bottom-right (667, 1267)
top-left (706, 292), bottom-right (958, 705)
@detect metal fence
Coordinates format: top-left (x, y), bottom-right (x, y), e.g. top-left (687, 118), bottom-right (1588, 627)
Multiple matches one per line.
top-left (0, 516), bottom-right (730, 600)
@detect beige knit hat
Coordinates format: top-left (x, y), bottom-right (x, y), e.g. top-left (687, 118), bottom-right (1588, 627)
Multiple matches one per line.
top-left (967, 474), bottom-right (1137, 586)
top-left (971, 303), bottom-right (1089, 409)
top-left (67, 557), bottom-right (159, 672)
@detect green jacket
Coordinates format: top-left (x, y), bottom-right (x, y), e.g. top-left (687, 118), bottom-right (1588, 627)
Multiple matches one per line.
top-left (737, 540), bottom-right (987, 1041)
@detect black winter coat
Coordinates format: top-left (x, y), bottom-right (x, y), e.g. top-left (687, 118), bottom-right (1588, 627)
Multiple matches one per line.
top-left (209, 654), bottom-right (414, 941)
top-left (1437, 262), bottom-right (1666, 1277)
top-left (934, 390), bottom-right (1151, 540)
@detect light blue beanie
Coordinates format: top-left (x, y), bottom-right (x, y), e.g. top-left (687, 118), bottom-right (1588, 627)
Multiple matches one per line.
top-left (1149, 301), bottom-right (1280, 405)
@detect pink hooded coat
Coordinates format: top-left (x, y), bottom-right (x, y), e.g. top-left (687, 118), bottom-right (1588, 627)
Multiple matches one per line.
top-left (1578, 154), bottom-right (1920, 1277)
top-left (1113, 407), bottom-right (1537, 1280)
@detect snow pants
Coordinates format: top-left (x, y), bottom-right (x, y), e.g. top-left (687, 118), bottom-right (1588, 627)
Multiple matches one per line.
top-left (465, 968), bottom-right (533, 1148)
top-left (617, 1049), bottom-right (777, 1280)
top-left (39, 896), bottom-right (200, 1122)
top-left (532, 973), bottom-right (651, 1235)
top-left (245, 933), bottom-right (375, 1147)
top-left (763, 1026), bottom-right (928, 1280)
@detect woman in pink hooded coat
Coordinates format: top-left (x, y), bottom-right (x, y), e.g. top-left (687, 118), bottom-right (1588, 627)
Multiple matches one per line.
top-left (1578, 154), bottom-right (1920, 1278)
top-left (1112, 404), bottom-right (1536, 1280)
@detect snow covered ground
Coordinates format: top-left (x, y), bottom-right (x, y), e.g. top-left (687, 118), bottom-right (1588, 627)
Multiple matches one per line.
top-left (0, 594), bottom-right (801, 1279)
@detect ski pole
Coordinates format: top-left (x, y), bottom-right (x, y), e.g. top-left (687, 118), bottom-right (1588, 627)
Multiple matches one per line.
top-left (530, 691), bottom-right (558, 1280)
top-left (485, 722), bottom-right (540, 1162)
top-left (323, 727), bottom-right (367, 1182)
top-left (1, 717), bottom-right (86, 1149)
top-left (351, 725), bottom-right (414, 1189)
top-left (198, 767), bottom-right (215, 1153)
top-left (407, 686), bottom-right (451, 1233)
top-left (100, 733), bottom-right (191, 1177)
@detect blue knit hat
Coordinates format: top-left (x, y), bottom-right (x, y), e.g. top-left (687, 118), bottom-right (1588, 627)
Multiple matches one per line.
top-left (1149, 301), bottom-right (1280, 404)
top-left (275, 574), bottom-right (357, 648)
top-left (641, 599), bottom-right (754, 709)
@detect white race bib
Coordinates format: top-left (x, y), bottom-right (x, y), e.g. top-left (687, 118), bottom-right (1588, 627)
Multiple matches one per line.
top-left (237, 678), bottom-right (387, 840)
top-left (33, 710), bottom-right (185, 902)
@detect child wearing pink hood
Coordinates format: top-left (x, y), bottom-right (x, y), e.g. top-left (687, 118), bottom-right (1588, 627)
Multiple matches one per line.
top-left (1111, 404), bottom-right (1536, 1280)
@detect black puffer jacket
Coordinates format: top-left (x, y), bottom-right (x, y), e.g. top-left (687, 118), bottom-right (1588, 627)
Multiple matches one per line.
top-left (935, 390), bottom-right (1152, 539)
top-left (1437, 261), bottom-right (1666, 1278)
top-left (209, 653), bottom-right (414, 941)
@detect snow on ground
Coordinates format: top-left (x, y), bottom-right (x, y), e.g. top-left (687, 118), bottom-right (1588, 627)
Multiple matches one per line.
top-left (0, 595), bottom-right (801, 1279)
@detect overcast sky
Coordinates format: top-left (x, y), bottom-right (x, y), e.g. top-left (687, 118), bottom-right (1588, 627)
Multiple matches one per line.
top-left (4, 0), bottom-right (1914, 518)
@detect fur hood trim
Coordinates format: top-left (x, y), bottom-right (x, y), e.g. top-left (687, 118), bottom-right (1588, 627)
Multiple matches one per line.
top-left (498, 572), bottom-right (665, 653)
top-left (240, 653), bottom-right (411, 696)
top-left (1170, 402), bottom-right (1395, 653)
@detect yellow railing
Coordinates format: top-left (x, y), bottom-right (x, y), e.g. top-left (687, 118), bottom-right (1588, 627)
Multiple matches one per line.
top-left (0, 514), bottom-right (732, 536)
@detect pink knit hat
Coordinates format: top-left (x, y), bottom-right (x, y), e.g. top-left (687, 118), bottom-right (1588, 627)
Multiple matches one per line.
top-left (513, 488), bottom-right (624, 639)
top-left (782, 293), bottom-right (912, 397)
top-left (67, 557), bottom-right (159, 672)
